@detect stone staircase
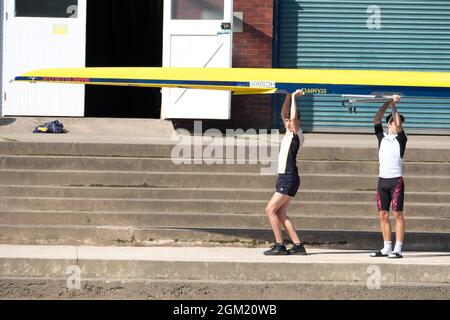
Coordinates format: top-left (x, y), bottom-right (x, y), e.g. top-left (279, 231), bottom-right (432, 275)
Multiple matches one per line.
top-left (0, 140), bottom-right (449, 251)
top-left (0, 133), bottom-right (449, 300)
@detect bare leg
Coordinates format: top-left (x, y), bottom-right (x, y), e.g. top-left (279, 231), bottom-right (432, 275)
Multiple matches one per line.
top-left (392, 211), bottom-right (405, 243)
top-left (379, 210), bottom-right (392, 242)
top-left (265, 193), bottom-right (291, 244)
top-left (277, 200), bottom-right (301, 244)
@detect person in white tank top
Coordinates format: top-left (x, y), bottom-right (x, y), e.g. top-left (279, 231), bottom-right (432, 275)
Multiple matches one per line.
top-left (371, 95), bottom-right (408, 259)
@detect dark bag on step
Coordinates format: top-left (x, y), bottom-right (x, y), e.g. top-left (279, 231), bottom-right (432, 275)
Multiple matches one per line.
top-left (33, 120), bottom-right (67, 134)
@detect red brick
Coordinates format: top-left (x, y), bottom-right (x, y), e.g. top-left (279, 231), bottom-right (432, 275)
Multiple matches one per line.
top-left (229, 0), bottom-right (274, 129)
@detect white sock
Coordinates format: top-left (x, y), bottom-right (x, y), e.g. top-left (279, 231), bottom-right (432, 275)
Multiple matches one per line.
top-left (394, 242), bottom-right (403, 254)
top-left (381, 241), bottom-right (393, 255)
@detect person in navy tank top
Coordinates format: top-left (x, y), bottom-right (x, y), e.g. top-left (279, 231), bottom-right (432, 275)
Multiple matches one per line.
top-left (264, 89), bottom-right (307, 256)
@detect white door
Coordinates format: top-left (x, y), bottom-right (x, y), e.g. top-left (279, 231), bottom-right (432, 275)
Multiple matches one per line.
top-left (162, 0), bottom-right (233, 120)
top-left (2, 0), bottom-right (86, 117)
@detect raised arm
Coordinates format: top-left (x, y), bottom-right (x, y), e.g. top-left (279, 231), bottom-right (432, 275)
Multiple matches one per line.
top-left (280, 93), bottom-right (291, 119)
top-left (291, 90), bottom-right (301, 120)
top-left (390, 95), bottom-right (403, 131)
top-left (374, 101), bottom-right (391, 124)
top-left (291, 89), bottom-right (304, 133)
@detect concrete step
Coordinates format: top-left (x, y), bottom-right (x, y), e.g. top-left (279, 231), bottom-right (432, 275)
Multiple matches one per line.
top-left (0, 142), bottom-right (175, 158)
top-left (1, 155), bottom-right (448, 175)
top-left (1, 141), bottom-right (449, 162)
top-left (0, 170), bottom-right (448, 192)
top-left (0, 210), bottom-right (447, 233)
top-left (1, 185), bottom-right (449, 203)
top-left (0, 245), bottom-right (448, 300)
top-left (0, 223), bottom-right (448, 251)
top-left (0, 197), bottom-right (448, 218)
top-left (300, 147), bottom-right (450, 162)
top-left (131, 227), bottom-right (450, 252)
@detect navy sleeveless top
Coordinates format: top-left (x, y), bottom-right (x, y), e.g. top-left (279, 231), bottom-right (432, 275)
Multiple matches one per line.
top-left (278, 131), bottom-right (303, 175)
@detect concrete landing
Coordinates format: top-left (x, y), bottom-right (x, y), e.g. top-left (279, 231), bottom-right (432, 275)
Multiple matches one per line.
top-left (1, 245), bottom-right (449, 282)
top-left (1, 117), bottom-right (450, 148)
top-left (0, 245), bottom-right (449, 299)
top-left (0, 117), bottom-right (175, 144)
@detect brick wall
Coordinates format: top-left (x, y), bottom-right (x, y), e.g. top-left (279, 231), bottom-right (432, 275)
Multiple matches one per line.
top-left (233, 0), bottom-right (273, 69)
top-left (173, 0), bottom-right (274, 132)
top-left (231, 0), bottom-right (274, 130)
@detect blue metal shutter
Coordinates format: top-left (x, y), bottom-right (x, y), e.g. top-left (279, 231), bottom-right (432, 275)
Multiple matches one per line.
top-left (277, 0), bottom-right (450, 134)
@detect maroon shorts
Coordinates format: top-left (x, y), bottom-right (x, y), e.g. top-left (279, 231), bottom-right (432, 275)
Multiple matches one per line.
top-left (377, 177), bottom-right (405, 212)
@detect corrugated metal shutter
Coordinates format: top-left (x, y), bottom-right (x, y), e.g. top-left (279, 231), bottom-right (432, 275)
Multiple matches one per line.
top-left (276, 0), bottom-right (450, 134)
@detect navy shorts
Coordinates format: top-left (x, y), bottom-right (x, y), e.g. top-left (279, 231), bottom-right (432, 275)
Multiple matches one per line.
top-left (276, 174), bottom-right (300, 197)
top-left (377, 177), bottom-right (405, 212)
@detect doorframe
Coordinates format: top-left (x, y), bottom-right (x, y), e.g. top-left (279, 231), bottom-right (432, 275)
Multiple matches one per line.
top-left (1, 0), bottom-right (87, 117)
top-left (161, 0), bottom-right (234, 120)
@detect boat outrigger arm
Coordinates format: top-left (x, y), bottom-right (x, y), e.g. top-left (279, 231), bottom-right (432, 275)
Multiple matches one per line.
top-left (341, 94), bottom-right (400, 114)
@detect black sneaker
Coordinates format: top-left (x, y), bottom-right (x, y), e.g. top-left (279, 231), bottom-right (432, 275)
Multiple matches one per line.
top-left (263, 244), bottom-right (288, 256)
top-left (289, 243), bottom-right (307, 255)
